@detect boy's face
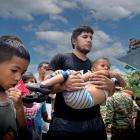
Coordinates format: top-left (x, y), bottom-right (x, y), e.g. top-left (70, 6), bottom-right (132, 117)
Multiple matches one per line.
top-left (92, 59), bottom-right (111, 71)
top-left (0, 56), bottom-right (29, 90)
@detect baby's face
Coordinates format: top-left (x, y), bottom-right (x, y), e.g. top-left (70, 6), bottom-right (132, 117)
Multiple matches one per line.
top-left (92, 59), bottom-right (111, 71)
top-left (0, 56), bottom-right (29, 90)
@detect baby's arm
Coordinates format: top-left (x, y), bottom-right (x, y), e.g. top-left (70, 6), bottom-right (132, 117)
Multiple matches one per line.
top-left (41, 70), bottom-right (70, 87)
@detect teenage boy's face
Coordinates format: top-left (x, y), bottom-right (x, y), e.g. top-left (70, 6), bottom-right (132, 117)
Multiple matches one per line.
top-left (93, 60), bottom-right (111, 71)
top-left (0, 56), bottom-right (29, 90)
top-left (74, 32), bottom-right (93, 54)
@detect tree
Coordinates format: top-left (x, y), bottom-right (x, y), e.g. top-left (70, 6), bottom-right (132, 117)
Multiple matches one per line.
top-left (125, 71), bottom-right (140, 96)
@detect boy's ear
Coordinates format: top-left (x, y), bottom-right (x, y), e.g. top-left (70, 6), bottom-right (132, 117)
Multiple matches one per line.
top-left (72, 39), bottom-right (76, 45)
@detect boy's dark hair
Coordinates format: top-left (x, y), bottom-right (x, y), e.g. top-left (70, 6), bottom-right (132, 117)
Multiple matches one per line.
top-left (0, 35), bottom-right (30, 63)
top-left (37, 61), bottom-right (50, 70)
top-left (92, 57), bottom-right (111, 68)
top-left (22, 72), bottom-right (36, 83)
top-left (71, 25), bottom-right (94, 49)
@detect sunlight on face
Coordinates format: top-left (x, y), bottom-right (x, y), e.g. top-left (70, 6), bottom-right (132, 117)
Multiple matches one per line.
top-left (0, 56), bottom-right (29, 90)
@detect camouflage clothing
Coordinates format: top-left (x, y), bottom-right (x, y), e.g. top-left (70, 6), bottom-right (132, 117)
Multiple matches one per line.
top-left (105, 91), bottom-right (135, 140)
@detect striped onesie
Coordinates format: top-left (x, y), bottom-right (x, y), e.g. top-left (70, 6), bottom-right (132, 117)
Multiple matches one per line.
top-left (50, 70), bottom-right (100, 109)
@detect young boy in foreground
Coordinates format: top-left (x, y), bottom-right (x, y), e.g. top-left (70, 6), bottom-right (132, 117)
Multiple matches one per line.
top-left (0, 35), bottom-right (30, 140)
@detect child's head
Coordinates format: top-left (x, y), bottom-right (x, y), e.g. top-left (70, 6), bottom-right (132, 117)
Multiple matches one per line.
top-left (37, 61), bottom-right (52, 75)
top-left (91, 58), bottom-right (111, 72)
top-left (22, 72), bottom-right (36, 84)
top-left (0, 35), bottom-right (30, 90)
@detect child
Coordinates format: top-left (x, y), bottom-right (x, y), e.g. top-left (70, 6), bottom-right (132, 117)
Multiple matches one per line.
top-left (0, 35), bottom-right (30, 140)
top-left (27, 58), bottom-right (126, 109)
top-left (21, 72), bottom-right (48, 140)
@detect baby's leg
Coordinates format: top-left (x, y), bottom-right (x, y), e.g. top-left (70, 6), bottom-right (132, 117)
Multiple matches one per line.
top-left (63, 89), bottom-right (94, 109)
top-left (85, 84), bottom-right (108, 105)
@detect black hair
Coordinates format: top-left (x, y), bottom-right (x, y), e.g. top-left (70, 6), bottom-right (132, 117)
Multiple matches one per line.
top-left (71, 25), bottom-right (94, 49)
top-left (37, 61), bottom-right (50, 70)
top-left (0, 35), bottom-right (30, 63)
top-left (22, 72), bottom-right (36, 83)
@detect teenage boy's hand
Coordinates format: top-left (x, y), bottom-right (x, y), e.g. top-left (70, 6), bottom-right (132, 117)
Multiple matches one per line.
top-left (89, 72), bottom-right (115, 97)
top-left (62, 73), bottom-right (85, 91)
top-left (91, 70), bottom-right (110, 78)
top-left (6, 87), bottom-right (23, 109)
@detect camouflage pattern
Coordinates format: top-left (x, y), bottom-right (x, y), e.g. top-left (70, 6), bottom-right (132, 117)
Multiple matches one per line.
top-left (105, 91), bottom-right (135, 129)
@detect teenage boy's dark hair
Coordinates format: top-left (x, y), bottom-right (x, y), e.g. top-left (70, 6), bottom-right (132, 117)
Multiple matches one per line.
top-left (0, 35), bottom-right (30, 63)
top-left (71, 25), bottom-right (94, 49)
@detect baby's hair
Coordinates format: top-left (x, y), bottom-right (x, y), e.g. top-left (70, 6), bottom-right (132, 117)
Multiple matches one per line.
top-left (0, 35), bottom-right (30, 63)
top-left (92, 57), bottom-right (111, 68)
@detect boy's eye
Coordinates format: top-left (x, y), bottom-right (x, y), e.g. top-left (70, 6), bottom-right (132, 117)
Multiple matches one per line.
top-left (11, 69), bottom-right (18, 73)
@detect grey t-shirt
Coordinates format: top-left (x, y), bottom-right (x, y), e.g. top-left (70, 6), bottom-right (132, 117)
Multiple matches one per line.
top-left (0, 100), bottom-right (18, 139)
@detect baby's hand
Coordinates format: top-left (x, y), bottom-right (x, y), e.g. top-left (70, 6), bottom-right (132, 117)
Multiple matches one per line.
top-left (6, 87), bottom-right (23, 109)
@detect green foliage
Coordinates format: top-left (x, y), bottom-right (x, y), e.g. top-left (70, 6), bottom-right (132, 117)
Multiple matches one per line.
top-left (125, 71), bottom-right (140, 96)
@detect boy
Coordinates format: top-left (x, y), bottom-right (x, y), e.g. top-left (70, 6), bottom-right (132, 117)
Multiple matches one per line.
top-left (0, 35), bottom-right (30, 140)
top-left (27, 58), bottom-right (125, 109)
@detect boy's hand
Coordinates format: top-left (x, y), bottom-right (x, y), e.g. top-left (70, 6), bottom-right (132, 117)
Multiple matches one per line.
top-left (6, 87), bottom-right (23, 109)
top-left (6, 88), bottom-right (26, 130)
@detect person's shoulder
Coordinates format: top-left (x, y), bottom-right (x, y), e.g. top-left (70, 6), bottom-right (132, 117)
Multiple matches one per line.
top-left (50, 53), bottom-right (72, 64)
top-left (52, 53), bottom-right (72, 57)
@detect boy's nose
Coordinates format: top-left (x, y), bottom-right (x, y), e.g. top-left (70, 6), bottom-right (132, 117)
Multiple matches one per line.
top-left (15, 74), bottom-right (21, 81)
top-left (104, 66), bottom-right (109, 70)
top-left (87, 37), bottom-right (92, 42)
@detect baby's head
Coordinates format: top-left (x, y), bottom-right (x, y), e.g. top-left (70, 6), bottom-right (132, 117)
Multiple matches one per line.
top-left (91, 58), bottom-right (111, 77)
top-left (91, 58), bottom-right (111, 71)
top-left (0, 35), bottom-right (30, 91)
